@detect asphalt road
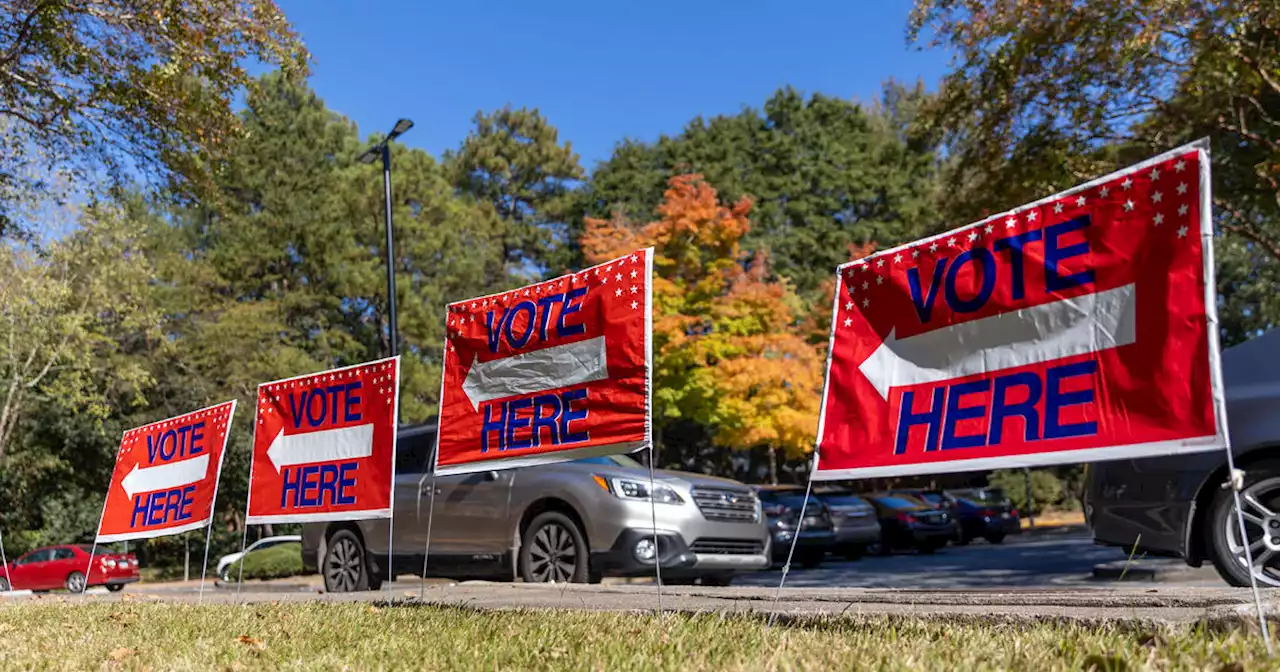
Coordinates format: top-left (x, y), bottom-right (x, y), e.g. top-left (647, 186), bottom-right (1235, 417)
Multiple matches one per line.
top-left (733, 527), bottom-right (1223, 590)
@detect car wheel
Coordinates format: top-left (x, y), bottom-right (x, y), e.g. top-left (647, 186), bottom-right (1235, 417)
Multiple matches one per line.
top-left (985, 533), bottom-right (1006, 545)
top-left (519, 512), bottom-right (589, 584)
top-left (659, 576), bottom-right (696, 586)
top-left (954, 531), bottom-right (971, 546)
top-left (105, 584), bottom-right (124, 593)
top-left (842, 545), bottom-right (864, 561)
top-left (1208, 462), bottom-right (1280, 588)
top-left (323, 529), bottom-right (371, 593)
top-left (0, 576), bottom-right (9, 591)
top-left (65, 572), bottom-right (86, 593)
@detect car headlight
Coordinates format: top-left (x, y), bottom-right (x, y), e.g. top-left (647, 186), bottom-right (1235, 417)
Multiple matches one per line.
top-left (608, 478), bottom-right (685, 505)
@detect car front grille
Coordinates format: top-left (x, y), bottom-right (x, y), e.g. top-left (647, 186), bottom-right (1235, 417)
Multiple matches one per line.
top-left (690, 538), bottom-right (765, 555)
top-left (691, 486), bottom-right (759, 523)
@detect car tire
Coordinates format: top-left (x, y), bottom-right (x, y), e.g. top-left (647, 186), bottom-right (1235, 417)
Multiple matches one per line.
top-left (519, 512), bottom-right (589, 584)
top-left (65, 571), bottom-right (86, 593)
top-left (985, 533), bottom-right (1006, 545)
top-left (0, 576), bottom-right (9, 591)
top-left (842, 545), bottom-right (864, 561)
top-left (323, 529), bottom-right (371, 593)
top-left (105, 584), bottom-right (124, 593)
top-left (800, 551), bottom-right (823, 569)
top-left (1207, 461), bottom-right (1280, 588)
top-left (954, 532), bottom-right (971, 546)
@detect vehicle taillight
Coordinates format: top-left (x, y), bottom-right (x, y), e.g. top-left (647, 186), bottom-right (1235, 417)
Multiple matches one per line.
top-left (1011, 508), bottom-right (1019, 517)
top-left (101, 558), bottom-right (116, 569)
top-left (980, 508), bottom-right (995, 517)
top-left (897, 512), bottom-right (917, 524)
top-left (130, 557), bottom-right (139, 567)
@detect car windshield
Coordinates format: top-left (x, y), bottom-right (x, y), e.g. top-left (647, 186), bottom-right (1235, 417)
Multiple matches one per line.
top-left (574, 454), bottom-right (643, 468)
top-left (876, 495), bottom-right (926, 509)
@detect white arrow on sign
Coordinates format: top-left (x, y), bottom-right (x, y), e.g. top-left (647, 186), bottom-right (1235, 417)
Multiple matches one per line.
top-left (858, 283), bottom-right (1137, 400)
top-left (266, 424), bottom-right (374, 473)
top-left (120, 454), bottom-right (210, 499)
top-left (462, 335), bottom-right (609, 410)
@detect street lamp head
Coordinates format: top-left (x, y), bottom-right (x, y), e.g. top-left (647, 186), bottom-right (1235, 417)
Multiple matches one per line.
top-left (390, 118), bottom-right (414, 138)
top-left (358, 147), bottom-right (379, 164)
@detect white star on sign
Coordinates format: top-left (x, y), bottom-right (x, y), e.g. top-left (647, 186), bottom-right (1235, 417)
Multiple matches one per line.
top-left (1174, 160), bottom-right (1186, 172)
top-left (1076, 195), bottom-right (1087, 207)
top-left (967, 231), bottom-right (978, 242)
top-left (845, 301), bottom-right (854, 310)
top-left (843, 318), bottom-right (852, 327)
top-left (1122, 177), bottom-right (1133, 190)
top-left (984, 224), bottom-right (993, 234)
top-left (912, 249), bottom-right (920, 258)
top-left (615, 288), bottom-right (622, 297)
top-left (629, 254), bottom-right (637, 263)
top-left (862, 298), bottom-right (869, 308)
top-left (876, 276), bottom-right (884, 285)
top-left (862, 281), bottom-right (869, 290)
top-left (948, 237), bottom-right (957, 247)
top-left (615, 273), bottom-right (623, 282)
top-left (1152, 191), bottom-right (1163, 203)
top-left (876, 259), bottom-right (884, 268)
top-left (893, 253), bottom-right (902, 264)
top-left (630, 285), bottom-right (638, 294)
top-left (602, 274), bottom-right (610, 283)
top-left (1100, 186), bottom-right (1110, 197)
top-left (630, 269), bottom-right (638, 279)
top-left (1153, 213), bottom-right (1164, 226)
top-left (1027, 210), bottom-right (1038, 221)
top-left (630, 300), bottom-right (639, 310)
top-left (1124, 200), bottom-right (1135, 211)
top-left (1177, 225), bottom-right (1189, 238)
top-left (1151, 167), bottom-right (1161, 180)
top-left (1177, 182), bottom-right (1188, 195)
top-left (929, 241), bottom-right (939, 252)
top-left (1005, 217), bottom-right (1016, 228)
top-left (1178, 204), bottom-right (1189, 216)
top-left (470, 302), bottom-right (476, 309)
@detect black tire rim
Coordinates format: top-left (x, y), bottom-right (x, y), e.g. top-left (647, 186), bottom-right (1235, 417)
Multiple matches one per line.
top-left (529, 522), bottom-right (577, 583)
top-left (66, 572), bottom-right (84, 593)
top-left (325, 537), bottom-right (363, 592)
top-left (1224, 476), bottom-right (1280, 587)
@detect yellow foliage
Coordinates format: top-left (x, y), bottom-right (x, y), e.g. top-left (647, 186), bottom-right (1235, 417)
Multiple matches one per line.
top-left (580, 174), bottom-right (821, 458)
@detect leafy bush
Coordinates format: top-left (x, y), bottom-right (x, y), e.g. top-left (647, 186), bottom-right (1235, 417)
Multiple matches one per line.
top-left (988, 469), bottom-right (1063, 516)
top-left (226, 542), bottom-right (304, 581)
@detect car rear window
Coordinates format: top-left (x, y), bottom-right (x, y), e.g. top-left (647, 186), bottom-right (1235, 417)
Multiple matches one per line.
top-left (822, 495), bottom-right (868, 507)
top-left (875, 495), bottom-right (925, 509)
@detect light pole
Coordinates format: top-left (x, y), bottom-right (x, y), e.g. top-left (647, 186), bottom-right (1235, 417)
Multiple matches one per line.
top-left (359, 118), bottom-right (415, 359)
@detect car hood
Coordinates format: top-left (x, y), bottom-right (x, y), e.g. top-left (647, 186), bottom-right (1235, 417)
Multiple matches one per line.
top-left (586, 464), bottom-right (751, 491)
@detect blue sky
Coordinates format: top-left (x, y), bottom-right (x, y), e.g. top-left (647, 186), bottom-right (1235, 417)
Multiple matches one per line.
top-left (277, 1), bottom-right (951, 172)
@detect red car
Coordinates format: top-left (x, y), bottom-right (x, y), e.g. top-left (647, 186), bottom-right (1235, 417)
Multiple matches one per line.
top-left (0, 545), bottom-right (139, 593)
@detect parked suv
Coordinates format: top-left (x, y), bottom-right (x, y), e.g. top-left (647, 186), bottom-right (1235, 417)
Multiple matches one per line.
top-left (813, 486), bottom-right (880, 559)
top-left (753, 485), bottom-right (836, 568)
top-left (301, 425), bottom-right (770, 590)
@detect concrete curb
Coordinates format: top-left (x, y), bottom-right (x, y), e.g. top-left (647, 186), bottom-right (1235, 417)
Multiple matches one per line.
top-left (1091, 560), bottom-right (1200, 582)
top-left (212, 580), bottom-right (318, 593)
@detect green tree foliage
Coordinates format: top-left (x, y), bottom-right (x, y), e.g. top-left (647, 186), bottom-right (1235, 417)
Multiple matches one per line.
top-left (0, 0), bottom-right (308, 239)
top-left (988, 469), bottom-right (1065, 517)
top-left (910, 0), bottom-right (1280, 342)
top-left (578, 83), bottom-right (942, 298)
top-left (445, 106), bottom-right (584, 278)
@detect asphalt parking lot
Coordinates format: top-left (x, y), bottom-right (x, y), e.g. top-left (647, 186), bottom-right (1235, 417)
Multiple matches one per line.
top-left (735, 526), bottom-right (1223, 590)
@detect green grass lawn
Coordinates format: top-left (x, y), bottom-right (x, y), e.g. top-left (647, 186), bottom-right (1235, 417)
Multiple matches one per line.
top-left (0, 602), bottom-right (1265, 670)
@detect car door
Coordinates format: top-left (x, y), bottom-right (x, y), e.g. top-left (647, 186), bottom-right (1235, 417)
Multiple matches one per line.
top-left (429, 469), bottom-right (514, 558)
top-left (51, 547), bottom-right (80, 586)
top-left (14, 549), bottom-right (54, 590)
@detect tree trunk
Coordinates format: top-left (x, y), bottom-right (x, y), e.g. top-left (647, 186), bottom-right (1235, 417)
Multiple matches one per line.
top-left (768, 446), bottom-right (778, 485)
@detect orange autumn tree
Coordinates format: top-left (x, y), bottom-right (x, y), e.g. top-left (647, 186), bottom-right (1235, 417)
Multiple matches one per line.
top-left (582, 174), bottom-right (823, 482)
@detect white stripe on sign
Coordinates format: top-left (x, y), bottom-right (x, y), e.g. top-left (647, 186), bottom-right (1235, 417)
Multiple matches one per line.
top-left (462, 336), bottom-right (609, 410)
top-left (266, 424), bottom-right (374, 473)
top-left (120, 453), bottom-right (210, 499)
top-left (858, 283), bottom-right (1137, 400)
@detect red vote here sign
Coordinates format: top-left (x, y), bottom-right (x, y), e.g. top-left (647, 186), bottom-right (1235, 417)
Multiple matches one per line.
top-left (814, 142), bottom-right (1226, 479)
top-left (247, 357), bottom-right (399, 524)
top-left (435, 249), bottom-right (653, 475)
top-left (96, 401), bottom-right (237, 543)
